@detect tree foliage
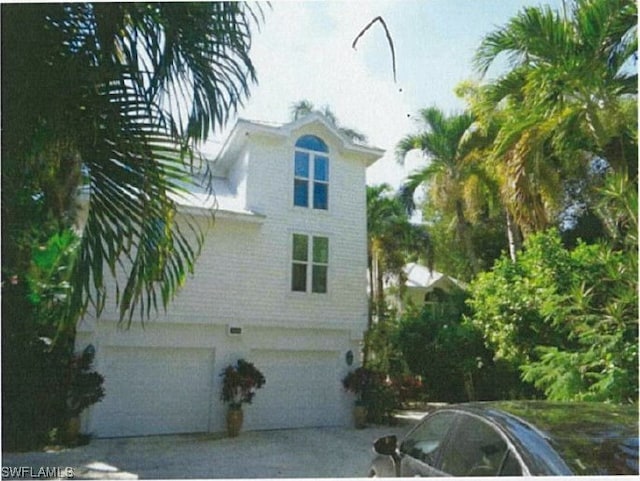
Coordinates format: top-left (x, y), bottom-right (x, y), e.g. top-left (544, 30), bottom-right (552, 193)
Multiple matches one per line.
top-left (366, 184), bottom-right (432, 323)
top-left (468, 228), bottom-right (638, 402)
top-left (472, 0), bottom-right (637, 235)
top-left (1, 2), bottom-right (262, 450)
top-left (392, 292), bottom-right (525, 402)
top-left (2, 2), bottom-right (262, 328)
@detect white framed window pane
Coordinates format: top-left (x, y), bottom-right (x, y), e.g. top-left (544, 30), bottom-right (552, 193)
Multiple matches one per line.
top-left (295, 135), bottom-right (328, 153)
top-left (314, 156), bottom-right (329, 181)
top-left (292, 263), bottom-right (307, 292)
top-left (294, 179), bottom-right (309, 207)
top-left (292, 234), bottom-right (308, 261)
top-left (312, 265), bottom-right (327, 293)
top-left (313, 236), bottom-right (329, 263)
top-left (295, 151), bottom-right (309, 178)
top-left (313, 182), bottom-right (328, 210)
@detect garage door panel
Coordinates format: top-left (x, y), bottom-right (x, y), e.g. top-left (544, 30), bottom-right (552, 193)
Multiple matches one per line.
top-left (247, 350), bottom-right (341, 430)
top-left (91, 346), bottom-right (214, 437)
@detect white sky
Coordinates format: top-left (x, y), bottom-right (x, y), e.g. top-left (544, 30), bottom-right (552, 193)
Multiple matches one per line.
top-left (207, 0), bottom-right (564, 190)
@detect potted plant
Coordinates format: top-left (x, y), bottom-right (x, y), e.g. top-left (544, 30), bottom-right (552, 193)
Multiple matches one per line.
top-left (220, 359), bottom-right (266, 437)
top-left (342, 366), bottom-right (374, 428)
top-left (64, 345), bottom-right (105, 444)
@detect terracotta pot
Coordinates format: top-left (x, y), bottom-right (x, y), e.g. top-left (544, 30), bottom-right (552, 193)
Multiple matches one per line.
top-left (64, 416), bottom-right (81, 444)
top-left (227, 407), bottom-right (244, 437)
top-left (354, 405), bottom-right (368, 429)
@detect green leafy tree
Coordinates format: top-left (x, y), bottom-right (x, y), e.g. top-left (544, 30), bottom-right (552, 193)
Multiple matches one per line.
top-left (366, 184), bottom-right (432, 324)
top-left (3, 2), bottom-right (262, 329)
top-left (468, 228), bottom-right (638, 402)
top-left (393, 292), bottom-right (508, 402)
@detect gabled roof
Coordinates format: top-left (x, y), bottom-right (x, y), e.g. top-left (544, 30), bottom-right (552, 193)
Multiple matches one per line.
top-left (402, 262), bottom-right (467, 291)
top-left (214, 112), bottom-right (384, 173)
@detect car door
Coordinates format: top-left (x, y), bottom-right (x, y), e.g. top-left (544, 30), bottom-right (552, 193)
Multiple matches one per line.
top-left (436, 412), bottom-right (523, 476)
top-left (398, 411), bottom-right (458, 476)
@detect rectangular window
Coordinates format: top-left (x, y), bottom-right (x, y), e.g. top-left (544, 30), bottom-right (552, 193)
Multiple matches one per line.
top-left (312, 236), bottom-right (329, 293)
top-left (291, 234), bottom-right (308, 292)
top-left (293, 149), bottom-right (329, 210)
top-left (294, 152), bottom-right (310, 207)
top-left (291, 234), bottom-right (328, 293)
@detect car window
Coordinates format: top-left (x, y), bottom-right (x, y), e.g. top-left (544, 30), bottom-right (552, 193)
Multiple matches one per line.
top-left (400, 411), bottom-right (457, 466)
top-left (439, 414), bottom-right (510, 476)
top-left (500, 449), bottom-right (523, 476)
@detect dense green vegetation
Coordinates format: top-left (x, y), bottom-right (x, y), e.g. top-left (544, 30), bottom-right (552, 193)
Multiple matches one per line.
top-left (367, 0), bottom-right (637, 406)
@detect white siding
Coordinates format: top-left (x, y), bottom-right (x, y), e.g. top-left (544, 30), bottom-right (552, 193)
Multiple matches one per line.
top-left (78, 118), bottom-right (379, 437)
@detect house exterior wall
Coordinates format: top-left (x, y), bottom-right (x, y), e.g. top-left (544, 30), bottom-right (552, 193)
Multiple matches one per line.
top-left (77, 118), bottom-right (376, 437)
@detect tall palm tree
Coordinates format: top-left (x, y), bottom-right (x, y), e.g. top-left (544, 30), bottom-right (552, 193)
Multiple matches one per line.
top-left (366, 184), bottom-right (432, 326)
top-left (396, 107), bottom-right (490, 274)
top-left (2, 3), bottom-right (262, 330)
top-left (473, 0), bottom-right (637, 234)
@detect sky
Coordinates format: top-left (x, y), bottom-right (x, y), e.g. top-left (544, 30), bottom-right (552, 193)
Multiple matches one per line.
top-left (207, 0), bottom-right (564, 190)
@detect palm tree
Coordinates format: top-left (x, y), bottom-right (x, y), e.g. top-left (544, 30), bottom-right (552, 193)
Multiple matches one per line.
top-left (366, 184), bottom-right (432, 324)
top-left (396, 107), bottom-right (491, 274)
top-left (2, 3), bottom-right (263, 331)
top-left (2, 2), bottom-right (263, 449)
top-left (473, 0), bottom-right (637, 233)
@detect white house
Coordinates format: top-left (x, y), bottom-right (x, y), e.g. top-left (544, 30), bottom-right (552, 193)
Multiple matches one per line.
top-left (385, 262), bottom-right (467, 312)
top-left (75, 113), bottom-right (384, 437)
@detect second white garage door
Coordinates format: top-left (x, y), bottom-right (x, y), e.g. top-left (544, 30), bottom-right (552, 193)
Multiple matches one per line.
top-left (90, 346), bottom-right (215, 437)
top-left (245, 349), bottom-right (342, 429)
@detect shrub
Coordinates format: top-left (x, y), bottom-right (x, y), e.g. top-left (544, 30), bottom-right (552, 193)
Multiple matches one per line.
top-left (343, 366), bottom-right (398, 424)
top-left (220, 359), bottom-right (266, 409)
top-left (393, 292), bottom-right (509, 402)
top-left (468, 229), bottom-right (638, 402)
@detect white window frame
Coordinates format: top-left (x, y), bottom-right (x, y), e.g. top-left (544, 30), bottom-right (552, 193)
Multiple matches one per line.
top-left (291, 233), bottom-right (329, 294)
top-left (293, 144), bottom-right (329, 210)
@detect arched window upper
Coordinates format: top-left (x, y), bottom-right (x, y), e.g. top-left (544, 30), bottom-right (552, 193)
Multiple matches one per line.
top-left (293, 135), bottom-right (329, 210)
top-left (295, 135), bottom-right (328, 153)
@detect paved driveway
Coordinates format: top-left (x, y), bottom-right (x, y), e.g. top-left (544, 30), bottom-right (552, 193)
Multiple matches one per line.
top-left (2, 413), bottom-right (423, 479)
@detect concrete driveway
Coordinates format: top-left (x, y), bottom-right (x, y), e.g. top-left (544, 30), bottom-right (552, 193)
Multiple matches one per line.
top-left (2, 413), bottom-right (423, 479)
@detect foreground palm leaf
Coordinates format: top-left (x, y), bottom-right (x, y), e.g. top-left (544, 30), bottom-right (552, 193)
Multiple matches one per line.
top-left (2, 3), bottom-right (262, 327)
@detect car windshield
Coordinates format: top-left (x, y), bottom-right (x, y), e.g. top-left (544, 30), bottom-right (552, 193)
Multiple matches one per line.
top-left (495, 402), bottom-right (639, 475)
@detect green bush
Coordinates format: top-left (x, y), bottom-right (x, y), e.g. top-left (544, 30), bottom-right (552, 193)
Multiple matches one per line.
top-left (343, 366), bottom-right (399, 424)
top-left (468, 228), bottom-right (638, 402)
top-left (392, 292), bottom-right (521, 402)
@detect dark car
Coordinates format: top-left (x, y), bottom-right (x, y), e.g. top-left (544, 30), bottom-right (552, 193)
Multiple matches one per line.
top-left (370, 401), bottom-right (638, 476)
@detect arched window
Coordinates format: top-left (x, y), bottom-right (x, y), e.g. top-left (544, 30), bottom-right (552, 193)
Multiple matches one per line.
top-left (293, 135), bottom-right (329, 210)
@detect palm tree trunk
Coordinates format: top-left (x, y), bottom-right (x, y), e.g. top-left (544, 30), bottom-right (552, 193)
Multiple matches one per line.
top-left (505, 210), bottom-right (521, 262)
top-left (456, 201), bottom-right (481, 275)
top-left (374, 252), bottom-right (385, 323)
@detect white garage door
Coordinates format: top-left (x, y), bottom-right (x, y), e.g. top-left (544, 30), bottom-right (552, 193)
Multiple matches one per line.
top-left (90, 346), bottom-right (215, 437)
top-left (246, 350), bottom-right (341, 429)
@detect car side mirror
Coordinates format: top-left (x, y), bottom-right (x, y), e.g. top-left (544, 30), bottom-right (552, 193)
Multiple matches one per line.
top-left (374, 435), bottom-right (398, 456)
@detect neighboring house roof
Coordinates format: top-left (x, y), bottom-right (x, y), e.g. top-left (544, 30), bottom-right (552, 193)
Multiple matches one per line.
top-left (400, 262), bottom-right (467, 292)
